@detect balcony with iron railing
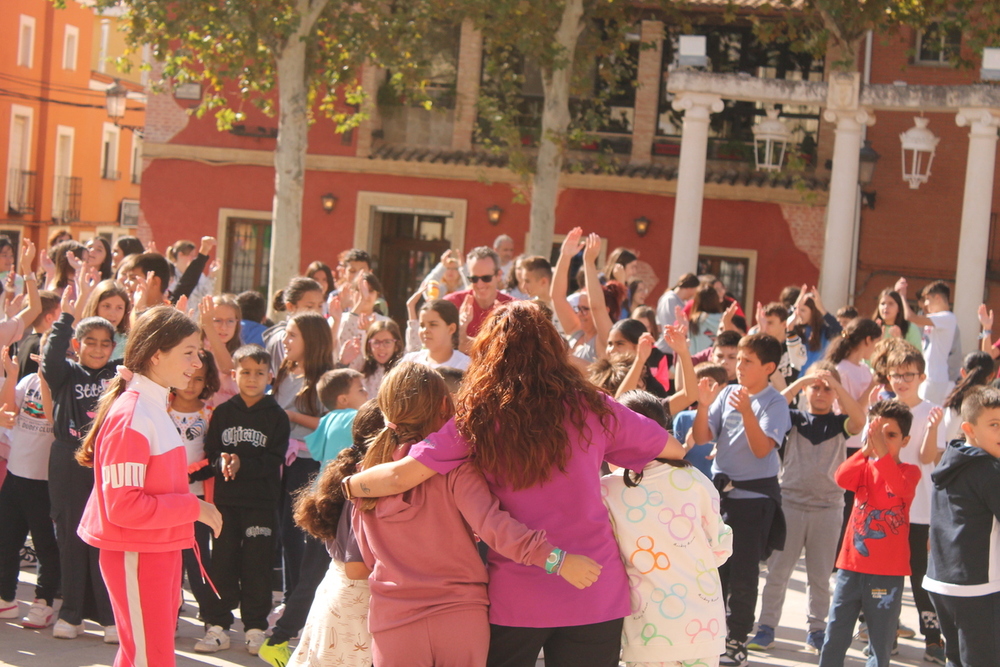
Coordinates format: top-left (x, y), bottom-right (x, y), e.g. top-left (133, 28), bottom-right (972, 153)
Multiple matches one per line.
top-left (101, 167), bottom-right (121, 181)
top-left (7, 169), bottom-right (36, 216)
top-left (53, 176), bottom-right (82, 223)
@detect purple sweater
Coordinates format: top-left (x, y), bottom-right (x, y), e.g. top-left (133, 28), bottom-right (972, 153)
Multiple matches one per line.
top-left (353, 452), bottom-right (554, 633)
top-left (409, 394), bottom-right (668, 627)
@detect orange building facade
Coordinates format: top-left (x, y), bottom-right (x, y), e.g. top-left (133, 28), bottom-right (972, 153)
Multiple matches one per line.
top-left (1, 0), bottom-right (144, 250)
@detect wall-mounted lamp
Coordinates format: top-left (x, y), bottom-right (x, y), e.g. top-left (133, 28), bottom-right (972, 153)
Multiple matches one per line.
top-left (321, 193), bottom-right (338, 214)
top-left (634, 216), bottom-right (651, 237)
top-left (487, 205), bottom-right (503, 225)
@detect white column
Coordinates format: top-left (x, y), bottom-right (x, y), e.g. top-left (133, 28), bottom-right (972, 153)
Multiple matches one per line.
top-left (819, 108), bottom-right (874, 311)
top-left (668, 92), bottom-right (723, 282)
top-left (953, 108), bottom-right (1000, 355)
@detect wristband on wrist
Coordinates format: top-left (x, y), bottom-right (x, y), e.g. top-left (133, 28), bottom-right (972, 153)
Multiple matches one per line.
top-left (341, 475), bottom-right (354, 500)
top-left (545, 547), bottom-right (566, 574)
top-left (980, 329), bottom-right (992, 339)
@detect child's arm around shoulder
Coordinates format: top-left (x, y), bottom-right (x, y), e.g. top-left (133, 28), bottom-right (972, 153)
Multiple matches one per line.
top-left (449, 462), bottom-right (602, 590)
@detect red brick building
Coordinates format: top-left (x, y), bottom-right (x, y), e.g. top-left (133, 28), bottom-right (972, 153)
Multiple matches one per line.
top-left (136, 9), bottom-right (999, 329)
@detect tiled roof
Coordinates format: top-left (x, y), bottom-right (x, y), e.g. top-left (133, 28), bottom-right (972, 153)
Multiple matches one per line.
top-left (368, 144), bottom-right (829, 191)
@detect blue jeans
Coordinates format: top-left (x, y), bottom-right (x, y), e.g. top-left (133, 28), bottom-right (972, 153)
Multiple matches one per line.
top-left (819, 570), bottom-right (903, 667)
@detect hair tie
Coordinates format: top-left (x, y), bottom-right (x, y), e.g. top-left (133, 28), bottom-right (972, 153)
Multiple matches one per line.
top-left (840, 330), bottom-right (848, 338)
top-left (385, 421), bottom-right (398, 431)
top-left (116, 365), bottom-right (134, 382)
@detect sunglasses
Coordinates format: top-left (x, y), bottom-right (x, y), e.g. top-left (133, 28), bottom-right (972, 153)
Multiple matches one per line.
top-left (469, 274), bottom-right (495, 284)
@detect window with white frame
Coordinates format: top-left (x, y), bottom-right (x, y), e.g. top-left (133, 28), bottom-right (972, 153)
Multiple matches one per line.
top-left (63, 25), bottom-right (79, 70)
top-left (916, 24), bottom-right (961, 65)
top-left (100, 123), bottom-right (120, 180)
top-left (130, 134), bottom-right (142, 184)
top-left (6, 105), bottom-right (34, 214)
top-left (98, 19), bottom-right (110, 73)
top-left (18, 16), bottom-right (36, 68)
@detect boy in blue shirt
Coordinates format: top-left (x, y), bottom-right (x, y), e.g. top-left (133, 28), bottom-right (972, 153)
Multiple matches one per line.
top-left (305, 369), bottom-right (368, 464)
top-left (693, 333), bottom-right (792, 667)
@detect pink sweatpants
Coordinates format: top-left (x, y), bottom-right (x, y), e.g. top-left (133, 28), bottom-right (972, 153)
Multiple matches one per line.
top-left (372, 607), bottom-right (490, 667)
top-left (100, 549), bottom-right (182, 667)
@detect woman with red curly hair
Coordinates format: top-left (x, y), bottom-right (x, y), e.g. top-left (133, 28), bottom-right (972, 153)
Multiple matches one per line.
top-left (345, 300), bottom-right (686, 666)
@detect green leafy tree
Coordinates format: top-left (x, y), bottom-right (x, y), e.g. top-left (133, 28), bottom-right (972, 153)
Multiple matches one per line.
top-left (81, 0), bottom-right (442, 298)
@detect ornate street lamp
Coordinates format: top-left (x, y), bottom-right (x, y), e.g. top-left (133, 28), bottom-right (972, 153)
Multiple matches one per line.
top-left (105, 79), bottom-right (143, 135)
top-left (752, 108), bottom-right (791, 172)
top-left (899, 117), bottom-right (939, 189)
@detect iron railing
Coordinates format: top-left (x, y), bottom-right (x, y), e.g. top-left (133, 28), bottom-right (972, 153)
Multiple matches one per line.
top-left (7, 169), bottom-right (36, 215)
top-left (53, 176), bottom-right (82, 222)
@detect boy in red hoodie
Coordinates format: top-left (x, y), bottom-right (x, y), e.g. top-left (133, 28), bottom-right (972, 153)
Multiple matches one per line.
top-left (818, 399), bottom-right (921, 667)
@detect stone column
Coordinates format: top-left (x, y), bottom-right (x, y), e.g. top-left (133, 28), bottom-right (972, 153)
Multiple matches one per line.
top-left (355, 63), bottom-right (384, 158)
top-left (818, 73), bottom-right (873, 310)
top-left (667, 92), bottom-right (723, 283)
top-left (451, 19), bottom-right (483, 151)
top-left (629, 20), bottom-right (664, 165)
top-left (953, 108), bottom-right (1000, 355)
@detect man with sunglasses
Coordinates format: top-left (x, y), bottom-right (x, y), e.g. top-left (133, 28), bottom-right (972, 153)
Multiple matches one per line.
top-left (445, 246), bottom-right (513, 352)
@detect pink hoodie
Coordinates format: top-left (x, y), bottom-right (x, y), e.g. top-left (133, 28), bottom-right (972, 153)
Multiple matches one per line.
top-left (79, 374), bottom-right (202, 552)
top-left (354, 450), bottom-right (554, 634)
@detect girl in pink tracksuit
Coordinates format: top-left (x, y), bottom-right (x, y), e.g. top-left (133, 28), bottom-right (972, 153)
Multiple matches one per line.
top-left (77, 306), bottom-right (223, 667)
top-left (349, 362), bottom-right (602, 667)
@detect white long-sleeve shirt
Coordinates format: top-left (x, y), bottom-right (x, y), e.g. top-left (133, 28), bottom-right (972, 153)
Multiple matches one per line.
top-left (602, 464), bottom-right (733, 664)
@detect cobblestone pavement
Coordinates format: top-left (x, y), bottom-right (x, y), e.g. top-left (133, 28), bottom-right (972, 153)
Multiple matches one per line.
top-left (1, 561), bottom-right (931, 667)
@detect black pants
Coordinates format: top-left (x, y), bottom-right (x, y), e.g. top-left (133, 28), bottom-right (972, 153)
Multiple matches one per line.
top-left (48, 442), bottom-right (114, 626)
top-left (719, 496), bottom-right (775, 644)
top-left (181, 511), bottom-right (214, 620)
top-left (929, 591), bottom-right (1000, 667)
top-left (202, 505), bottom-right (276, 631)
top-left (908, 523), bottom-right (941, 644)
top-left (0, 472), bottom-right (60, 604)
top-left (278, 457), bottom-right (320, 601)
top-left (486, 618), bottom-right (624, 667)
top-left (270, 535), bottom-right (331, 643)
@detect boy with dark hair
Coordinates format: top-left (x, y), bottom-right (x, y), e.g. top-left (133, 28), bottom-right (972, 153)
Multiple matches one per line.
top-left (692, 333), bottom-right (792, 666)
top-left (693, 330), bottom-right (740, 382)
top-left (924, 387), bottom-right (1000, 666)
top-left (437, 366), bottom-right (465, 396)
top-left (16, 290), bottom-right (60, 379)
top-left (895, 277), bottom-right (955, 406)
top-left (880, 343), bottom-right (944, 660)
top-left (749, 361), bottom-right (866, 654)
top-left (819, 399), bottom-right (920, 667)
top-left (196, 345), bottom-right (290, 655)
top-left (236, 291), bottom-right (268, 348)
top-left (673, 362), bottom-right (728, 478)
top-left (260, 367), bottom-right (368, 666)
top-left (121, 252), bottom-right (172, 311)
top-left (42, 296), bottom-right (119, 640)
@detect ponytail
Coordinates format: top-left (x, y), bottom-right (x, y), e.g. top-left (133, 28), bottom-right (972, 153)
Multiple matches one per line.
top-left (75, 375), bottom-right (127, 467)
top-left (293, 447), bottom-right (363, 541)
top-left (824, 317), bottom-right (881, 365)
top-left (944, 351), bottom-right (995, 413)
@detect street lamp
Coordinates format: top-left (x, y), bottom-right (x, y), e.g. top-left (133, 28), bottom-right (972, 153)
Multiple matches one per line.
top-left (859, 140), bottom-right (880, 208)
top-left (105, 79), bottom-right (143, 135)
top-left (899, 117), bottom-right (939, 189)
top-left (634, 216), bottom-right (651, 237)
top-left (752, 108), bottom-right (791, 172)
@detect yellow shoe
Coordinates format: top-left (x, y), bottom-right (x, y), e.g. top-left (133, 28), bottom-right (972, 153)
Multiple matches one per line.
top-left (258, 638), bottom-right (291, 667)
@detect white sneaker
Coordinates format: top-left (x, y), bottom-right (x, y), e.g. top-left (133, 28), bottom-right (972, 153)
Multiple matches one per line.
top-left (0, 599), bottom-right (18, 619)
top-left (103, 625), bottom-right (119, 644)
top-left (245, 628), bottom-right (266, 655)
top-left (194, 625), bottom-right (230, 653)
top-left (22, 600), bottom-right (53, 629)
top-left (52, 618), bottom-right (85, 639)
top-left (266, 603), bottom-right (285, 628)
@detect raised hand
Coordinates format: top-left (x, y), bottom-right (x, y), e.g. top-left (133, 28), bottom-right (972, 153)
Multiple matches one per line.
top-left (60, 282), bottom-right (77, 316)
top-left (978, 303), bottom-right (994, 331)
top-left (927, 406), bottom-right (944, 429)
top-left (340, 336), bottom-right (362, 366)
top-left (636, 332), bottom-right (654, 363)
top-left (65, 250), bottom-right (85, 273)
top-left (696, 376), bottom-right (719, 406)
top-left (17, 238), bottom-right (36, 275)
top-left (1, 346), bottom-right (18, 378)
top-left (727, 386), bottom-right (752, 416)
top-left (199, 236), bottom-right (217, 256)
top-left (894, 277), bottom-right (908, 298)
top-left (198, 294), bottom-right (215, 330)
top-left (559, 227), bottom-right (584, 259)
top-left (663, 323), bottom-right (689, 354)
top-left (583, 233), bottom-right (601, 265)
top-left (145, 240), bottom-right (158, 254)
top-left (459, 294), bottom-right (474, 333)
top-left (0, 403), bottom-right (15, 429)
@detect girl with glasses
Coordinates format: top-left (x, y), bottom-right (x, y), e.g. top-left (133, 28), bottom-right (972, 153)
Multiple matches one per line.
top-left (360, 320), bottom-right (404, 396)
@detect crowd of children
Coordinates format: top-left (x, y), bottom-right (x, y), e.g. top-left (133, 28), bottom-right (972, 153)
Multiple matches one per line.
top-left (0, 228), bottom-right (997, 667)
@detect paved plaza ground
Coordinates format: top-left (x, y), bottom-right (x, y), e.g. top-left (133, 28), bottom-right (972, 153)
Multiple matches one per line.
top-left (1, 559), bottom-right (931, 667)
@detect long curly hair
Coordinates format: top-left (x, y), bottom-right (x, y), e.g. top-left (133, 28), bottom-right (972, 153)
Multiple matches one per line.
top-left (457, 300), bottom-right (614, 490)
top-left (293, 399), bottom-right (385, 541)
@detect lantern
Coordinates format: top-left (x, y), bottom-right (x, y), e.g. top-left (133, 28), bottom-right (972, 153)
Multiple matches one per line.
top-left (899, 117), bottom-right (939, 189)
top-left (105, 79), bottom-right (128, 121)
top-left (321, 193), bottom-right (338, 214)
top-left (486, 205), bottom-right (503, 226)
top-left (752, 108), bottom-right (791, 172)
top-left (634, 216), bottom-right (650, 237)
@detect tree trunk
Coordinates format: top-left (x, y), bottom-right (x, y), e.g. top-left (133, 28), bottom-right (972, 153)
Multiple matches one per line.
top-left (268, 0), bottom-right (327, 313)
top-left (526, 0), bottom-right (586, 258)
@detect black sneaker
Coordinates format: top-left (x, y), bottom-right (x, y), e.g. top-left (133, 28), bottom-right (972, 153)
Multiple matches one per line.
top-left (720, 638), bottom-right (749, 667)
